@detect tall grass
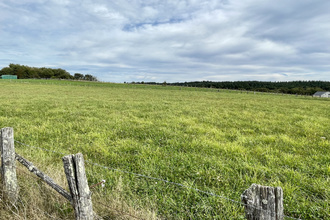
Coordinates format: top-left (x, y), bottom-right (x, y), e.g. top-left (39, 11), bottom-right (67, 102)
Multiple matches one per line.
top-left (0, 79), bottom-right (329, 219)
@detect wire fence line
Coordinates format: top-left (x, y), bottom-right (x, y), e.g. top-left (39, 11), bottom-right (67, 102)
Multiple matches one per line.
top-left (14, 141), bottom-right (146, 220)
top-left (14, 140), bottom-right (303, 220)
top-left (14, 140), bottom-right (250, 205)
top-left (85, 160), bottom-right (302, 220)
top-left (17, 165), bottom-right (140, 220)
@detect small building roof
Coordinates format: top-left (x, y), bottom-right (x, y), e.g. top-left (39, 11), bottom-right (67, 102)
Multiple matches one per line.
top-left (0, 75), bottom-right (17, 79)
top-left (313, 91), bottom-right (329, 95)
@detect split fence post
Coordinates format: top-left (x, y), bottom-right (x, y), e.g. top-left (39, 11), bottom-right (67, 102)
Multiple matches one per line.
top-left (63, 153), bottom-right (93, 220)
top-left (241, 184), bottom-right (284, 220)
top-left (0, 127), bottom-right (18, 205)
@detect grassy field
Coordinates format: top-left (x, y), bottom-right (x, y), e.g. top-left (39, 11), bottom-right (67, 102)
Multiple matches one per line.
top-left (0, 79), bottom-right (329, 219)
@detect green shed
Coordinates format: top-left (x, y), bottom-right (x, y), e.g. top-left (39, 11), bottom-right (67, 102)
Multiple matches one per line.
top-left (0, 75), bottom-right (17, 79)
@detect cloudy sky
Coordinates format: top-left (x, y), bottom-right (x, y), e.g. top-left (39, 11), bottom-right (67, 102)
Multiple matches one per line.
top-left (1, 0), bottom-right (330, 82)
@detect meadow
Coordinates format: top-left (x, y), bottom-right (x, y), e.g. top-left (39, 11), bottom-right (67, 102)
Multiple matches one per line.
top-left (0, 79), bottom-right (329, 219)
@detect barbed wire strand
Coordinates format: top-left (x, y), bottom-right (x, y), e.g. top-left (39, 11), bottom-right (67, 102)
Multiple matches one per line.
top-left (15, 140), bottom-right (302, 220)
top-left (85, 160), bottom-right (301, 220)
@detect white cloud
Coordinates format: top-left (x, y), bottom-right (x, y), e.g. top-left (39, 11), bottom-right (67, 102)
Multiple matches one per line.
top-left (1, 0), bottom-right (330, 82)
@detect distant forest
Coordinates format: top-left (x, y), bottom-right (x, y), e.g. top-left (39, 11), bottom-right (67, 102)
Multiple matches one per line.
top-left (141, 80), bottom-right (330, 95)
top-left (0, 64), bottom-right (97, 81)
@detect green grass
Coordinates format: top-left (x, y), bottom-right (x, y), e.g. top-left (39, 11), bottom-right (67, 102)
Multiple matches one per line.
top-left (0, 79), bottom-right (329, 219)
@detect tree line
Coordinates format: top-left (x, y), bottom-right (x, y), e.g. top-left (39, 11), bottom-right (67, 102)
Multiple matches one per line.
top-left (0, 64), bottom-right (97, 81)
top-left (140, 80), bottom-right (330, 95)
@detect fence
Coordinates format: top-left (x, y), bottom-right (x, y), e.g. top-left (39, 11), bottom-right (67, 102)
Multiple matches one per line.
top-left (1, 127), bottom-right (300, 220)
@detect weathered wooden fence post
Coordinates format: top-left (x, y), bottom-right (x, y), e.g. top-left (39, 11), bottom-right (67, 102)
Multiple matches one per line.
top-left (241, 184), bottom-right (284, 220)
top-left (0, 127), bottom-right (18, 204)
top-left (63, 153), bottom-right (93, 220)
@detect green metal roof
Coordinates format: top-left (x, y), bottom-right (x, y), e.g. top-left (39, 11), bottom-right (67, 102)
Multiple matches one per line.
top-left (0, 75), bottom-right (17, 79)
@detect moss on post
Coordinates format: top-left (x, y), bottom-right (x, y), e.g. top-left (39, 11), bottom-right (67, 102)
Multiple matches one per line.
top-left (0, 127), bottom-right (18, 205)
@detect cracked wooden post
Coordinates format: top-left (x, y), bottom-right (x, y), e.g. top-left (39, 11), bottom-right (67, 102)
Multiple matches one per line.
top-left (0, 127), bottom-right (18, 205)
top-left (241, 184), bottom-right (284, 220)
top-left (63, 153), bottom-right (93, 220)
